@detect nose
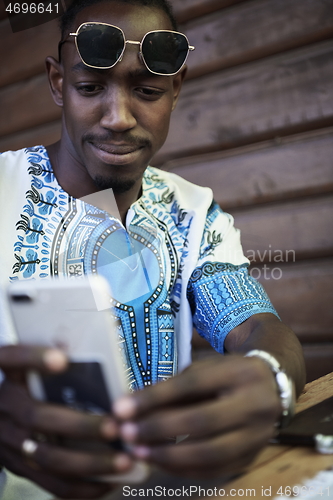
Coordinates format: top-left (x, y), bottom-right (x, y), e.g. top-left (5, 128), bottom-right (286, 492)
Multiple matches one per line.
top-left (99, 87), bottom-right (137, 132)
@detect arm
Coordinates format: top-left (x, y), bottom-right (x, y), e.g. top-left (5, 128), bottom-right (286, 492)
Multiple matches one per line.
top-left (225, 312), bottom-right (306, 397)
top-left (113, 313), bottom-right (306, 477)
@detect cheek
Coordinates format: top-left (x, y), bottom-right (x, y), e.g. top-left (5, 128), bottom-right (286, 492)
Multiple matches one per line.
top-left (157, 111), bottom-right (172, 146)
top-left (63, 93), bottom-right (95, 138)
top-left (147, 101), bottom-right (173, 144)
top-left (157, 116), bottom-right (171, 145)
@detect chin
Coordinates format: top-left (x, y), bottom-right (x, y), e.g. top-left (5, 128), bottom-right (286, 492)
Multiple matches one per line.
top-left (93, 174), bottom-right (137, 194)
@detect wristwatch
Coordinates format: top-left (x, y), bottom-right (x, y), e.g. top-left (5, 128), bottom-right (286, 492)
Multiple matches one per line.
top-left (244, 349), bottom-right (295, 428)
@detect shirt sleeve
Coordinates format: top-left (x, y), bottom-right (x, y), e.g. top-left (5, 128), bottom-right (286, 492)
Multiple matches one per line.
top-left (187, 201), bottom-right (279, 353)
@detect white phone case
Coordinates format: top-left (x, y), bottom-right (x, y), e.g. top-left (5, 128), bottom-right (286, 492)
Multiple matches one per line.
top-left (7, 276), bottom-right (149, 483)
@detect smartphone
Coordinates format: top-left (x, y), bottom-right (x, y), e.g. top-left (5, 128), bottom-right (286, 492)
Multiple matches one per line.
top-left (7, 276), bottom-right (149, 483)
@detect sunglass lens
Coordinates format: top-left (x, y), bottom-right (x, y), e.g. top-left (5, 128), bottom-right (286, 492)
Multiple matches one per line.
top-left (77, 24), bottom-right (124, 68)
top-left (142, 32), bottom-right (189, 74)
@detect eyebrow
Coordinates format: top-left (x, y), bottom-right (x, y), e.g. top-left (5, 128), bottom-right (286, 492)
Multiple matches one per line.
top-left (71, 62), bottom-right (107, 75)
top-left (129, 67), bottom-right (163, 79)
top-left (71, 62), bottom-right (165, 80)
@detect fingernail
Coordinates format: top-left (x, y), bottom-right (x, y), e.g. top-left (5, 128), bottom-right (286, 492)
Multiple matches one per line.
top-left (132, 445), bottom-right (151, 459)
top-left (113, 453), bottom-right (132, 471)
top-left (113, 397), bottom-right (137, 419)
top-left (43, 349), bottom-right (67, 371)
top-left (120, 422), bottom-right (138, 442)
top-left (100, 418), bottom-right (118, 439)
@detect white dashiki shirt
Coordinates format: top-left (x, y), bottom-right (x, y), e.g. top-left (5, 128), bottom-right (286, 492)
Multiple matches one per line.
top-left (0, 146), bottom-right (278, 391)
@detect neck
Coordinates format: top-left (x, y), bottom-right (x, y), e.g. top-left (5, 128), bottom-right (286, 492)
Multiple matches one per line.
top-left (46, 140), bottom-right (143, 226)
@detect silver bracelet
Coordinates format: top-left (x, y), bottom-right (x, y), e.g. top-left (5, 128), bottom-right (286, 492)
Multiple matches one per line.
top-left (244, 349), bottom-right (295, 428)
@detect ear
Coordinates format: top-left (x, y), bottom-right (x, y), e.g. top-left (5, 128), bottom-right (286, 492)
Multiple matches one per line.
top-left (45, 56), bottom-right (64, 107)
top-left (171, 66), bottom-right (187, 111)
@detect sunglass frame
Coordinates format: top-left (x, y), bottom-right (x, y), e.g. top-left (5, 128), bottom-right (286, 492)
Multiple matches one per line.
top-left (68, 22), bottom-right (195, 76)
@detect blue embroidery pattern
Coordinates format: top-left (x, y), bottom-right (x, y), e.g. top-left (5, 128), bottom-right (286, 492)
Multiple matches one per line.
top-left (199, 201), bottom-right (223, 259)
top-left (11, 146), bottom-right (67, 280)
top-left (187, 261), bottom-right (278, 353)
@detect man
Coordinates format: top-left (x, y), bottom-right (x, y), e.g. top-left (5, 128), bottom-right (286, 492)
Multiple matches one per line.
top-left (0, 0), bottom-right (305, 498)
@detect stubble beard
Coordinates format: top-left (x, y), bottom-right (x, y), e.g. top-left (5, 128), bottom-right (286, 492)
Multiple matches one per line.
top-left (83, 133), bottom-right (152, 194)
top-left (93, 174), bottom-right (138, 194)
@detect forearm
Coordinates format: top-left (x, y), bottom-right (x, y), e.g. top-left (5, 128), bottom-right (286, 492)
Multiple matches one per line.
top-left (225, 313), bottom-right (306, 397)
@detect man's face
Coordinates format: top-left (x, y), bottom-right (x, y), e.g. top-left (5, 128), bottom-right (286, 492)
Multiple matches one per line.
top-left (52, 2), bottom-right (184, 193)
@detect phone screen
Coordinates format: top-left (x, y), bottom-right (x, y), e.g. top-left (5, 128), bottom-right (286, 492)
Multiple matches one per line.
top-left (40, 361), bottom-right (124, 451)
top-left (41, 361), bottom-right (111, 414)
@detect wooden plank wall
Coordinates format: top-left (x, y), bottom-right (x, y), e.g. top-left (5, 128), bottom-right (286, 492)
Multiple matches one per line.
top-left (1, 0), bottom-right (332, 381)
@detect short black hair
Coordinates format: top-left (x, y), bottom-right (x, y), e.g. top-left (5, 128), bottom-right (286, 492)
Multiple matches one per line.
top-left (60, 0), bottom-right (178, 40)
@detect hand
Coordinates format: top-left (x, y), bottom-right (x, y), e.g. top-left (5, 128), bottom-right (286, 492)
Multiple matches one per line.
top-left (0, 345), bottom-right (133, 499)
top-left (114, 355), bottom-right (282, 478)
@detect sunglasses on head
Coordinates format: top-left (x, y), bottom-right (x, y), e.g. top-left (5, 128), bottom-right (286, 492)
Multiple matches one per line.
top-left (59, 22), bottom-right (195, 76)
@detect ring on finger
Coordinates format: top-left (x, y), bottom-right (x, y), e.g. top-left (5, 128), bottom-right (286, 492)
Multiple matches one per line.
top-left (21, 438), bottom-right (38, 458)
top-left (21, 438), bottom-right (41, 470)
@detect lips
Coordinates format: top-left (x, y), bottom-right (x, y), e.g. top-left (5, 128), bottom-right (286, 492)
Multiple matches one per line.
top-left (89, 141), bottom-right (144, 165)
top-left (93, 142), bottom-right (140, 155)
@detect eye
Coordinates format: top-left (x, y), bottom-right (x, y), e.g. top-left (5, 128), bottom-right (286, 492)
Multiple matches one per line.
top-left (136, 87), bottom-right (165, 100)
top-left (76, 84), bottom-right (103, 96)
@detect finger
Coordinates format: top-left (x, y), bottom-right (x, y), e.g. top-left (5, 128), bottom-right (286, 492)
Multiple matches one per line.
top-left (0, 345), bottom-right (67, 373)
top-left (0, 417), bottom-right (132, 478)
top-left (114, 356), bottom-right (274, 419)
top-left (35, 443), bottom-right (132, 477)
top-left (131, 424), bottom-right (274, 477)
top-left (0, 381), bottom-right (119, 440)
top-left (120, 383), bottom-right (280, 444)
top-left (0, 444), bottom-right (112, 499)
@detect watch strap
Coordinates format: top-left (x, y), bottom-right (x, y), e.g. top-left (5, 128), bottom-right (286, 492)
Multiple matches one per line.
top-left (244, 349), bottom-right (295, 428)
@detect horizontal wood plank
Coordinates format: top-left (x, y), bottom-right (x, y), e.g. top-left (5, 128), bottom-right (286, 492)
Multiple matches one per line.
top-left (233, 195), bottom-right (333, 261)
top-left (0, 2), bottom-right (7, 20)
top-left (154, 40), bottom-right (333, 164)
top-left (162, 128), bottom-right (333, 208)
top-left (302, 344), bottom-right (333, 382)
top-left (219, 443), bottom-right (333, 496)
top-left (296, 372), bottom-right (333, 412)
top-left (258, 259), bottom-right (333, 340)
top-left (0, 73), bottom-right (61, 137)
top-left (183, 0), bottom-right (333, 79)
top-left (171, 0), bottom-right (246, 24)
top-left (0, 18), bottom-right (59, 88)
top-left (0, 120), bottom-right (61, 153)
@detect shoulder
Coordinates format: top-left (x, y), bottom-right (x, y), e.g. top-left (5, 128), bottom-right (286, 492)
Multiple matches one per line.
top-left (0, 146), bottom-right (47, 170)
top-left (143, 166), bottom-right (214, 209)
top-left (0, 146), bottom-right (48, 208)
top-left (0, 148), bottom-right (28, 166)
top-left (0, 148), bottom-right (29, 188)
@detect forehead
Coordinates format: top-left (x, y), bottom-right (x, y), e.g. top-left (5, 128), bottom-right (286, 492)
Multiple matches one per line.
top-left (71, 2), bottom-right (173, 38)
